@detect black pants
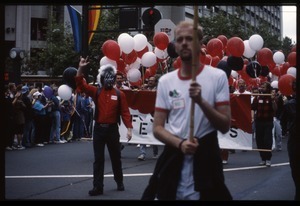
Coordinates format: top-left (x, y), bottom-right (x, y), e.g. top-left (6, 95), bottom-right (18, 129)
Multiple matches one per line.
top-left (255, 120), bottom-right (273, 161)
top-left (288, 133), bottom-right (300, 200)
top-left (92, 123), bottom-right (123, 189)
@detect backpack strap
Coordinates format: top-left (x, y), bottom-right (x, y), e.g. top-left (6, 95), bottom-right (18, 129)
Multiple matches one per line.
top-left (94, 86), bottom-right (121, 125)
top-left (115, 88), bottom-right (121, 125)
top-left (94, 87), bottom-right (102, 121)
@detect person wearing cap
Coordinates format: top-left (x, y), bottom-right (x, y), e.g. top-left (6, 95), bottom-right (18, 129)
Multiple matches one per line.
top-left (75, 56), bottom-right (133, 196)
top-left (32, 91), bottom-right (52, 146)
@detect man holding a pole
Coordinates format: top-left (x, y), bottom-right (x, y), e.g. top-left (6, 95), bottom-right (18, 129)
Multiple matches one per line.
top-left (141, 16), bottom-right (232, 200)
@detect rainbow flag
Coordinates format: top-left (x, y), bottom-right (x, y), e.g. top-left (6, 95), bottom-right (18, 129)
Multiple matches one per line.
top-left (67, 5), bottom-right (101, 52)
top-left (88, 5), bottom-right (101, 45)
top-left (67, 5), bottom-right (82, 53)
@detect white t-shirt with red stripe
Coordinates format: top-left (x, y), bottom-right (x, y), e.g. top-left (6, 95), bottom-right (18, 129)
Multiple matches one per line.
top-left (155, 65), bottom-right (230, 140)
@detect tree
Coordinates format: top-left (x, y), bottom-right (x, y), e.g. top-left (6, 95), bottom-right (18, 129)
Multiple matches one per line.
top-left (25, 17), bottom-right (79, 77)
top-left (281, 36), bottom-right (294, 59)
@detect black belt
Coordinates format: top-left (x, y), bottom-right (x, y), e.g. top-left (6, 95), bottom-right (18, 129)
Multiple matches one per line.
top-left (96, 123), bottom-right (117, 128)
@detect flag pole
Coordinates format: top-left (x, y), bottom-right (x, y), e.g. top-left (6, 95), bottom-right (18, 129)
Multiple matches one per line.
top-left (189, 5), bottom-right (199, 142)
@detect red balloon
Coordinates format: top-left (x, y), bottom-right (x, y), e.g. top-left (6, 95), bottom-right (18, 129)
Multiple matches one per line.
top-left (102, 40), bottom-right (120, 61)
top-left (211, 56), bottom-right (220, 67)
top-left (116, 58), bottom-right (126, 74)
top-left (206, 38), bottom-right (224, 57)
top-left (272, 66), bottom-right (281, 77)
top-left (137, 46), bottom-right (149, 58)
top-left (204, 54), bottom-right (212, 65)
top-left (256, 48), bottom-right (273, 66)
top-left (217, 35), bottom-right (228, 49)
top-left (291, 45), bottom-right (296, 52)
top-left (153, 32), bottom-right (169, 50)
top-left (280, 62), bottom-right (290, 75)
top-left (173, 56), bottom-right (182, 69)
top-left (122, 50), bottom-right (137, 64)
top-left (278, 74), bottom-right (296, 96)
top-left (287, 52), bottom-right (296, 66)
top-left (226, 37), bottom-right (244, 57)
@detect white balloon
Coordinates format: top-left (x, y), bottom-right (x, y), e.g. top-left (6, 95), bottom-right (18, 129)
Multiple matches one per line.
top-left (127, 68), bottom-right (141, 82)
top-left (231, 70), bottom-right (239, 79)
top-left (133, 34), bottom-right (148, 52)
top-left (249, 34), bottom-right (264, 51)
top-left (118, 34), bottom-right (134, 54)
top-left (147, 42), bottom-right (153, 52)
top-left (287, 67), bottom-right (297, 77)
top-left (99, 56), bottom-right (117, 68)
top-left (117, 33), bottom-right (130, 44)
top-left (154, 47), bottom-right (168, 59)
top-left (271, 80), bottom-right (278, 89)
top-left (58, 84), bottom-right (72, 100)
top-left (243, 40), bottom-right (256, 58)
top-left (129, 58), bottom-right (141, 70)
top-left (273, 51), bottom-right (285, 64)
top-left (141, 51), bottom-right (157, 67)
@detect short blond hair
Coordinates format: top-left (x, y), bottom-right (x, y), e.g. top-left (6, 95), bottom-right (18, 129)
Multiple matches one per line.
top-left (175, 20), bottom-right (204, 42)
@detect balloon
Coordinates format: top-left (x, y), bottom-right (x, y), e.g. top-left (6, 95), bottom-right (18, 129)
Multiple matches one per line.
top-left (43, 85), bottom-right (53, 99)
top-left (280, 62), bottom-right (290, 75)
top-left (133, 33), bottom-right (148, 52)
top-left (227, 56), bottom-right (244, 71)
top-left (278, 74), bottom-right (296, 96)
top-left (217, 35), bottom-right (228, 49)
top-left (141, 52), bottom-right (157, 67)
top-left (273, 51), bottom-right (285, 64)
top-left (231, 70), bottom-right (239, 79)
top-left (153, 32), bottom-right (169, 50)
top-left (122, 50), bottom-right (137, 64)
top-left (127, 68), bottom-right (141, 82)
top-left (243, 40), bottom-right (256, 58)
top-left (260, 66), bottom-right (270, 77)
top-left (226, 37), bottom-right (245, 57)
top-left (271, 80), bottom-right (278, 89)
top-left (58, 84), bottom-right (73, 100)
top-left (167, 41), bottom-right (178, 58)
top-left (211, 56), bottom-right (220, 67)
top-left (100, 56), bottom-right (117, 68)
top-left (118, 33), bottom-right (134, 54)
top-left (246, 61), bottom-right (261, 78)
top-left (256, 48), bottom-right (273, 66)
top-left (102, 40), bottom-right (120, 61)
top-left (63, 67), bottom-right (77, 90)
top-left (287, 67), bottom-right (297, 77)
top-left (216, 60), bottom-right (231, 78)
top-left (137, 46), bottom-right (149, 58)
top-left (116, 58), bottom-right (126, 74)
top-left (287, 52), bottom-right (296, 66)
top-left (154, 47), bottom-right (168, 60)
top-left (206, 38), bottom-right (224, 57)
top-left (248, 34), bottom-right (264, 51)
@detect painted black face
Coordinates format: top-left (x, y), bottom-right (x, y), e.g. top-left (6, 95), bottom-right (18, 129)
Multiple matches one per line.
top-left (101, 67), bottom-right (116, 89)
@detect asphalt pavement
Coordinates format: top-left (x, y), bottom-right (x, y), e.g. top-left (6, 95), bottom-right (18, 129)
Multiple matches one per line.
top-left (3, 137), bottom-right (297, 203)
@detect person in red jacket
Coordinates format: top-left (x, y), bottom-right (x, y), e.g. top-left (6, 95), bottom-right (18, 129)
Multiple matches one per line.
top-left (75, 57), bottom-right (133, 196)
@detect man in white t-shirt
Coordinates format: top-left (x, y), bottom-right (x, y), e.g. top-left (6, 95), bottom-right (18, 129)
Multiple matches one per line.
top-left (141, 20), bottom-right (232, 201)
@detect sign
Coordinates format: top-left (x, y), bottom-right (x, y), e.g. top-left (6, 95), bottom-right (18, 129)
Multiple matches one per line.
top-left (155, 19), bottom-right (176, 41)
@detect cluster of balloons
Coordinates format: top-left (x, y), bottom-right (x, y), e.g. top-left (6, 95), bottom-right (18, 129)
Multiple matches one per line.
top-left (171, 33), bottom-right (296, 96)
top-left (100, 32), bottom-right (170, 86)
top-left (58, 31), bottom-right (296, 98)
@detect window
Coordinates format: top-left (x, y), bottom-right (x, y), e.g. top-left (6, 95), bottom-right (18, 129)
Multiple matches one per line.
top-left (31, 18), bottom-right (47, 41)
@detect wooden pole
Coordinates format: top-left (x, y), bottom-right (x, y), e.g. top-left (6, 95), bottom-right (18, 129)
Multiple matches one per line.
top-left (189, 5), bottom-right (199, 142)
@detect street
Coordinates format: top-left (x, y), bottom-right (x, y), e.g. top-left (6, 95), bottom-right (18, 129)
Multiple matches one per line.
top-left (4, 137), bottom-right (296, 202)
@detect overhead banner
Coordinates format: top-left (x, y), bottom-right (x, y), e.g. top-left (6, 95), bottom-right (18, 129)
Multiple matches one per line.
top-left (119, 91), bottom-right (253, 150)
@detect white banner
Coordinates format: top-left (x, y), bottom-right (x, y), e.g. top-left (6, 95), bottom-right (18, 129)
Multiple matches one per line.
top-left (119, 109), bottom-right (253, 150)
